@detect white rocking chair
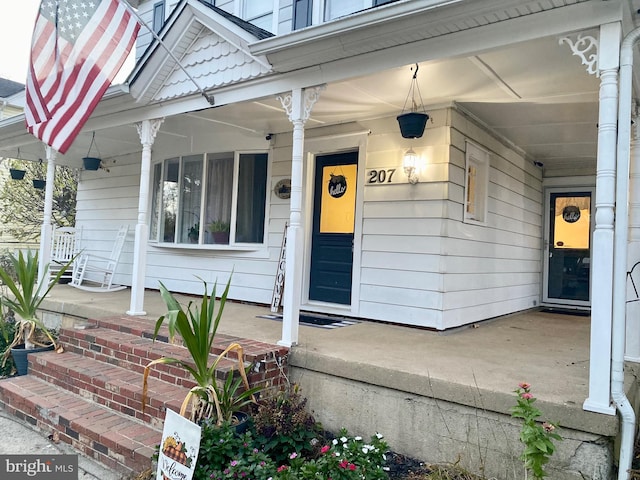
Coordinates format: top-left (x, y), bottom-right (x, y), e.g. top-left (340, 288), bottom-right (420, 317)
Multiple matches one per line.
top-left (50, 226), bottom-right (80, 282)
top-left (70, 225), bottom-right (129, 292)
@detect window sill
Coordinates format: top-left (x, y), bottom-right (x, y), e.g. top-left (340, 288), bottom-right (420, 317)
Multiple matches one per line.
top-left (150, 242), bottom-right (265, 252)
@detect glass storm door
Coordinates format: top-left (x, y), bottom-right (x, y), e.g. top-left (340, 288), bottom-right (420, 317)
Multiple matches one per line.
top-left (544, 191), bottom-right (592, 305)
top-left (309, 152), bottom-right (358, 305)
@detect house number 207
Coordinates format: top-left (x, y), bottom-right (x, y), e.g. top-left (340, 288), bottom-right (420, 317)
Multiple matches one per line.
top-left (367, 168), bottom-right (396, 184)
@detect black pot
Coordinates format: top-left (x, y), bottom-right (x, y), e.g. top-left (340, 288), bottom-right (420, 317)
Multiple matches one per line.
top-left (32, 179), bottom-right (46, 190)
top-left (232, 411), bottom-right (250, 434)
top-left (9, 168), bottom-right (26, 180)
top-left (397, 112), bottom-right (429, 138)
top-left (83, 157), bottom-right (101, 171)
top-left (11, 343), bottom-right (54, 376)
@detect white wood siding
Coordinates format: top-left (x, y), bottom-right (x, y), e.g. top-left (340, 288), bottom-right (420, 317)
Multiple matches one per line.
top-left (440, 108), bottom-right (543, 328)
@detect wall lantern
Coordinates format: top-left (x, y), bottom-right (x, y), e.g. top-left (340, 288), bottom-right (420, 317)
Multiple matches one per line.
top-left (403, 148), bottom-right (419, 184)
top-left (83, 132), bottom-right (102, 171)
top-left (397, 63), bottom-right (430, 139)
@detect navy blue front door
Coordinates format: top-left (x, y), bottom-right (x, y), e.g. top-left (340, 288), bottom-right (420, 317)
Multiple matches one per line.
top-left (309, 152), bottom-right (358, 305)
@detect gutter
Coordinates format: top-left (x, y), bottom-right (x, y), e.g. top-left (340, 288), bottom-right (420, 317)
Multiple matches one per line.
top-left (613, 25), bottom-right (640, 480)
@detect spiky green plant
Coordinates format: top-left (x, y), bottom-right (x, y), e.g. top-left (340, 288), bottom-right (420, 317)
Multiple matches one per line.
top-left (0, 250), bottom-right (73, 362)
top-left (142, 276), bottom-right (262, 424)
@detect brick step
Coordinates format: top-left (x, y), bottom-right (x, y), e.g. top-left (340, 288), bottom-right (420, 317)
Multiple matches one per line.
top-left (29, 350), bottom-right (189, 428)
top-left (0, 375), bottom-right (160, 474)
top-left (59, 325), bottom-right (240, 388)
top-left (88, 315), bottom-right (287, 364)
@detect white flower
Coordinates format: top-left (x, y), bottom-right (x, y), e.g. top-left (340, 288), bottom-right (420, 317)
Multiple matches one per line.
top-left (355, 436), bottom-right (362, 441)
top-left (340, 436), bottom-right (348, 443)
top-left (375, 433), bottom-right (384, 439)
top-left (362, 447), bottom-right (368, 454)
top-left (364, 444), bottom-right (374, 452)
top-left (343, 444), bottom-right (348, 449)
top-left (382, 454), bottom-right (387, 461)
top-left (332, 439), bottom-right (338, 445)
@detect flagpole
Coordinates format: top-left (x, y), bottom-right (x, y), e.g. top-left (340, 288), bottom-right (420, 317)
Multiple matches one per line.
top-left (119, 0), bottom-right (215, 105)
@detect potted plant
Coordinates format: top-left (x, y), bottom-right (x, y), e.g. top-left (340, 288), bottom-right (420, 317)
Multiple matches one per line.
top-left (142, 276), bottom-right (263, 426)
top-left (0, 250), bottom-right (72, 375)
top-left (207, 220), bottom-right (230, 244)
top-left (188, 223), bottom-right (199, 243)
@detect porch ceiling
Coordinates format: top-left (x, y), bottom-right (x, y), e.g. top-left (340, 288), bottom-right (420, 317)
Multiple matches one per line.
top-left (0, 30), bottom-right (608, 176)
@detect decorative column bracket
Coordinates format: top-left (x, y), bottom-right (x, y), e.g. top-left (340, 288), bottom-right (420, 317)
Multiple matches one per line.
top-left (277, 85), bottom-right (325, 124)
top-left (559, 33), bottom-right (599, 76)
top-left (136, 118), bottom-right (164, 146)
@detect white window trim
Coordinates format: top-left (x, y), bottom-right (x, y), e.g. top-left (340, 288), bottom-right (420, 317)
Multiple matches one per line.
top-left (149, 150), bottom-right (270, 248)
top-left (463, 141), bottom-right (490, 225)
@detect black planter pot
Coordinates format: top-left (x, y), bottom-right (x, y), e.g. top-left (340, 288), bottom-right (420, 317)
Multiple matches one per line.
top-left (11, 343), bottom-right (55, 376)
top-left (83, 157), bottom-right (101, 171)
top-left (9, 168), bottom-right (26, 180)
top-left (32, 179), bottom-right (46, 190)
top-left (397, 112), bottom-right (429, 139)
top-left (231, 411), bottom-right (250, 434)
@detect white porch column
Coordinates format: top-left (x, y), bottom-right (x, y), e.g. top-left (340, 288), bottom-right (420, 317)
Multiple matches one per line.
top-left (626, 110), bottom-right (640, 361)
top-left (38, 146), bottom-right (56, 283)
top-left (583, 23), bottom-right (620, 415)
top-left (127, 118), bottom-right (163, 316)
top-left (277, 87), bottom-right (322, 347)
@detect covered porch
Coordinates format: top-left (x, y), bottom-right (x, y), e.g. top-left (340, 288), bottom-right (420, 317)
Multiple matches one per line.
top-left (39, 283), bottom-right (627, 478)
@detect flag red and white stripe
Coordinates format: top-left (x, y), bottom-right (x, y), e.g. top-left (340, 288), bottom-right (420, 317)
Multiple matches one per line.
top-left (25, 0), bottom-right (140, 154)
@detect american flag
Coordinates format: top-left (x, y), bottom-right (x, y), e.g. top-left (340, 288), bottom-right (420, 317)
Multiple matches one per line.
top-left (25, 0), bottom-right (140, 154)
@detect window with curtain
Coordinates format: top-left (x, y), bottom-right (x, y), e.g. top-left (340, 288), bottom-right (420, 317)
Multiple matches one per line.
top-left (293, 0), bottom-right (312, 30)
top-left (150, 152), bottom-right (268, 246)
top-left (464, 142), bottom-right (489, 224)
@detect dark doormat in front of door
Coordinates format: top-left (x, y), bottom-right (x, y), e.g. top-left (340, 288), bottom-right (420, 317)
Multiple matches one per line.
top-left (256, 313), bottom-right (359, 329)
top-left (540, 307), bottom-right (590, 317)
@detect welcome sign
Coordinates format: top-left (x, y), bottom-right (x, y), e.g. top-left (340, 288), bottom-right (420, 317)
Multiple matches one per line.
top-left (156, 409), bottom-right (201, 480)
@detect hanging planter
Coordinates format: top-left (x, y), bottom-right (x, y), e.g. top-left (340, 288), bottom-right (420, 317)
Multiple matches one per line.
top-left (33, 179), bottom-right (46, 190)
top-left (83, 157), bottom-right (101, 171)
top-left (397, 63), bottom-right (429, 139)
top-left (9, 168), bottom-right (26, 180)
top-left (83, 132), bottom-right (102, 171)
top-left (397, 112), bottom-right (429, 139)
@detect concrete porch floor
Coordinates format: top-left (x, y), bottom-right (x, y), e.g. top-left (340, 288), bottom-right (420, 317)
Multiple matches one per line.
top-left (39, 283), bottom-right (621, 440)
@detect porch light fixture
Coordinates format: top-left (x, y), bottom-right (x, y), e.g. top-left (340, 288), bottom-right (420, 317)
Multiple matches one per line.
top-left (397, 63), bottom-right (430, 139)
top-left (403, 148), bottom-right (419, 184)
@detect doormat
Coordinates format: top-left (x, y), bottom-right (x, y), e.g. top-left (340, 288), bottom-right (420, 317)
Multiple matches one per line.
top-left (540, 307), bottom-right (590, 317)
top-left (256, 313), bottom-right (359, 329)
